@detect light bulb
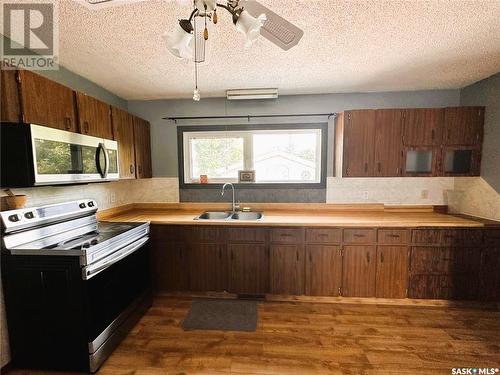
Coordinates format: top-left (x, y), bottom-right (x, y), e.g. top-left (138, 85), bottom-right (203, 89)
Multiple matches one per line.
top-left (193, 88), bottom-right (201, 101)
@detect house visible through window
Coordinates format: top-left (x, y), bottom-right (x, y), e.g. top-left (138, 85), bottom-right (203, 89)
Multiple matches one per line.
top-left (181, 125), bottom-right (326, 185)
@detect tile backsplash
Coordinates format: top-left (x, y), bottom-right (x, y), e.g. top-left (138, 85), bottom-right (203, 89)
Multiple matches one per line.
top-left (3, 177), bottom-right (179, 210)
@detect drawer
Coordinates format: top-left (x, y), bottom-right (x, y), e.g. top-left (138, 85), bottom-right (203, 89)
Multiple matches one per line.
top-left (377, 229), bottom-right (409, 244)
top-left (224, 227), bottom-right (267, 243)
top-left (412, 229), bottom-right (441, 245)
top-left (343, 229), bottom-right (376, 244)
top-left (185, 226), bottom-right (219, 243)
top-left (485, 229), bottom-right (500, 246)
top-left (306, 228), bottom-right (341, 244)
top-left (270, 228), bottom-right (304, 243)
top-left (440, 229), bottom-right (483, 246)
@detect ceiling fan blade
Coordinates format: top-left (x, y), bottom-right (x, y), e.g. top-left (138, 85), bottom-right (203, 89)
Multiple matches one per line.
top-left (239, 0), bottom-right (303, 51)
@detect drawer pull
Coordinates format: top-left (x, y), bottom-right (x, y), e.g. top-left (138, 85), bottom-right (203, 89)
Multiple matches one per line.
top-left (353, 234), bottom-right (366, 238)
top-left (387, 234), bottom-right (400, 238)
top-left (280, 233), bottom-right (293, 237)
top-left (318, 234), bottom-right (329, 237)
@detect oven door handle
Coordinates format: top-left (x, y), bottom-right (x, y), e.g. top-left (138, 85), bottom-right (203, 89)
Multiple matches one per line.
top-left (82, 237), bottom-right (148, 280)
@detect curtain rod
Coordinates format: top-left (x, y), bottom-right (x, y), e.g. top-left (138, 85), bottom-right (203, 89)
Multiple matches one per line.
top-left (164, 113), bottom-right (338, 123)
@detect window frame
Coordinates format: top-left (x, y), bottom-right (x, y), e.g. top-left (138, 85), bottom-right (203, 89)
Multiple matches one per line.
top-left (177, 123), bottom-right (328, 189)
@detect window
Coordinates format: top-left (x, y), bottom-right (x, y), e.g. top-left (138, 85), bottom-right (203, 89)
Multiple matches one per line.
top-left (180, 124), bottom-right (326, 186)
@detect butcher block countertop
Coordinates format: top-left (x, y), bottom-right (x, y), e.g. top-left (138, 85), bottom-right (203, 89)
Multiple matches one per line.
top-left (98, 203), bottom-right (499, 228)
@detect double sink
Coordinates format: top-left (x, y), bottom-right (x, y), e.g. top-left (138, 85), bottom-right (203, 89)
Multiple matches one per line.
top-left (195, 211), bottom-right (263, 221)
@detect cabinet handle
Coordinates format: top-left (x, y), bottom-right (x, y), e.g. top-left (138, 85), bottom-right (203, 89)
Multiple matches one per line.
top-left (84, 121), bottom-right (89, 134)
top-left (296, 251), bottom-right (299, 261)
top-left (366, 252), bottom-right (370, 263)
top-left (380, 252), bottom-right (384, 263)
top-left (280, 233), bottom-right (293, 237)
top-left (431, 129), bottom-right (435, 140)
top-left (231, 250), bottom-right (234, 261)
top-left (138, 165), bottom-right (142, 175)
top-left (219, 248), bottom-right (222, 259)
top-left (130, 164), bottom-right (134, 174)
top-left (64, 117), bottom-right (72, 130)
top-left (364, 163), bottom-right (368, 173)
top-left (353, 234), bottom-right (366, 238)
top-left (377, 162), bottom-right (381, 173)
top-left (318, 234), bottom-right (329, 238)
top-left (387, 234), bottom-right (400, 238)
top-left (309, 253), bottom-right (312, 262)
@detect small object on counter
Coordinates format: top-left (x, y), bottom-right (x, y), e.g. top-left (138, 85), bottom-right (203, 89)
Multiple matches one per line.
top-left (242, 207), bottom-right (252, 212)
top-left (200, 175), bottom-right (208, 184)
top-left (1, 190), bottom-right (27, 210)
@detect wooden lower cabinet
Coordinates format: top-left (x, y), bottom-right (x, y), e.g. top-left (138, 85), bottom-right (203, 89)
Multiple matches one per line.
top-left (305, 245), bottom-right (342, 296)
top-left (342, 246), bottom-right (376, 297)
top-left (375, 246), bottom-right (409, 298)
top-left (158, 242), bottom-right (189, 292)
top-left (228, 243), bottom-right (269, 294)
top-left (480, 247), bottom-right (500, 301)
top-left (187, 243), bottom-right (227, 292)
top-left (269, 245), bottom-right (305, 295)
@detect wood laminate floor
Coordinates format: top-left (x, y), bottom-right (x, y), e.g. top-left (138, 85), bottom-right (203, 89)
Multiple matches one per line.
top-left (5, 296), bottom-right (500, 375)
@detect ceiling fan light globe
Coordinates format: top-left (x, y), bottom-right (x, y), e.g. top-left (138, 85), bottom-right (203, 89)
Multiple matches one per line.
top-left (164, 24), bottom-right (194, 59)
top-left (236, 10), bottom-right (266, 47)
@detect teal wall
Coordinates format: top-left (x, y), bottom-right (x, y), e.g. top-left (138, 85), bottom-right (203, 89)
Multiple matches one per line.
top-left (460, 73), bottom-right (500, 192)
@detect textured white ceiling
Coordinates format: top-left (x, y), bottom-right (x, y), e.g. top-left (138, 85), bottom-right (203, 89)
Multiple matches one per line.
top-left (53, 0), bottom-right (500, 99)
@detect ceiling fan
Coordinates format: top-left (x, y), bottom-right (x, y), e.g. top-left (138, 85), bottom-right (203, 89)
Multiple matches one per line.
top-left (167, 0), bottom-right (303, 100)
top-left (75, 0), bottom-right (304, 101)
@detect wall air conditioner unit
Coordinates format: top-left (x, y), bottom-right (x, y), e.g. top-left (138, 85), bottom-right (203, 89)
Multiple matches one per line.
top-left (226, 88), bottom-right (279, 100)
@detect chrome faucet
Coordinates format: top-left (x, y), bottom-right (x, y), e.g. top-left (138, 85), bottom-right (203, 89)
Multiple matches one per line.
top-left (221, 183), bottom-right (239, 212)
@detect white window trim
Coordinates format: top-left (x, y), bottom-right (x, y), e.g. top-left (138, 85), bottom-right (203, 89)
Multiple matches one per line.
top-left (183, 128), bottom-right (323, 184)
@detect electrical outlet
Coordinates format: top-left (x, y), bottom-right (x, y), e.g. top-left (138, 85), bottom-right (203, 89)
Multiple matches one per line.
top-left (110, 192), bottom-right (116, 204)
top-left (421, 190), bottom-right (429, 199)
top-left (363, 191), bottom-right (369, 200)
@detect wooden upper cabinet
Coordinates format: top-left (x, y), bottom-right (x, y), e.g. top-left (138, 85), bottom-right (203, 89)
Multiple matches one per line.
top-left (133, 116), bottom-right (153, 178)
top-left (1, 68), bottom-right (21, 123)
top-left (403, 108), bottom-right (444, 146)
top-left (343, 110), bottom-right (376, 177)
top-left (76, 92), bottom-right (113, 139)
top-left (374, 109), bottom-right (403, 176)
top-left (443, 107), bottom-right (484, 146)
top-left (111, 106), bottom-right (136, 179)
top-left (18, 70), bottom-right (77, 132)
top-left (342, 245), bottom-right (376, 297)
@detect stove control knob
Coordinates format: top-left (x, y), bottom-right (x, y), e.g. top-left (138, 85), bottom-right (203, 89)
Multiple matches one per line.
top-left (8, 214), bottom-right (19, 222)
top-left (88, 201), bottom-right (94, 207)
top-left (24, 212), bottom-right (34, 219)
top-left (79, 203), bottom-right (86, 209)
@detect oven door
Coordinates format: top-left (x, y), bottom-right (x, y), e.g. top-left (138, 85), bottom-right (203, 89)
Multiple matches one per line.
top-left (30, 124), bottom-right (119, 185)
top-left (83, 236), bottom-right (151, 352)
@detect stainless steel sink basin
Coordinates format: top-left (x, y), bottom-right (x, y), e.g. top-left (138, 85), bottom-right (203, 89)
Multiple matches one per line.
top-left (196, 211), bottom-right (232, 220)
top-left (230, 212), bottom-right (263, 221)
top-left (194, 211), bottom-right (263, 221)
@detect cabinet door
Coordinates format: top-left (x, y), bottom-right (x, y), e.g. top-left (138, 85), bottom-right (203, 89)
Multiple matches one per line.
top-left (410, 247), bottom-right (451, 274)
top-left (1, 68), bottom-right (20, 122)
top-left (374, 109), bottom-right (403, 176)
top-left (76, 92), bottom-right (113, 139)
top-left (228, 244), bottom-right (269, 294)
top-left (403, 146), bottom-right (439, 176)
top-left (151, 242), bottom-right (188, 292)
top-left (441, 146), bottom-right (481, 176)
top-left (375, 246), bottom-right (408, 298)
top-left (133, 117), bottom-right (153, 178)
top-left (187, 243), bottom-right (227, 292)
top-left (480, 247), bottom-right (500, 301)
top-left (403, 108), bottom-right (443, 146)
top-left (270, 245), bottom-right (304, 295)
top-left (305, 245), bottom-right (342, 296)
top-left (18, 70), bottom-right (77, 132)
top-left (342, 246), bottom-right (376, 297)
top-left (343, 110), bottom-right (376, 177)
top-left (111, 106), bottom-right (136, 179)
top-left (444, 107), bottom-right (484, 146)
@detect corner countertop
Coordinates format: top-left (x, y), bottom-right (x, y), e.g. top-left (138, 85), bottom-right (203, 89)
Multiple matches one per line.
top-left (98, 203), bottom-right (499, 228)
